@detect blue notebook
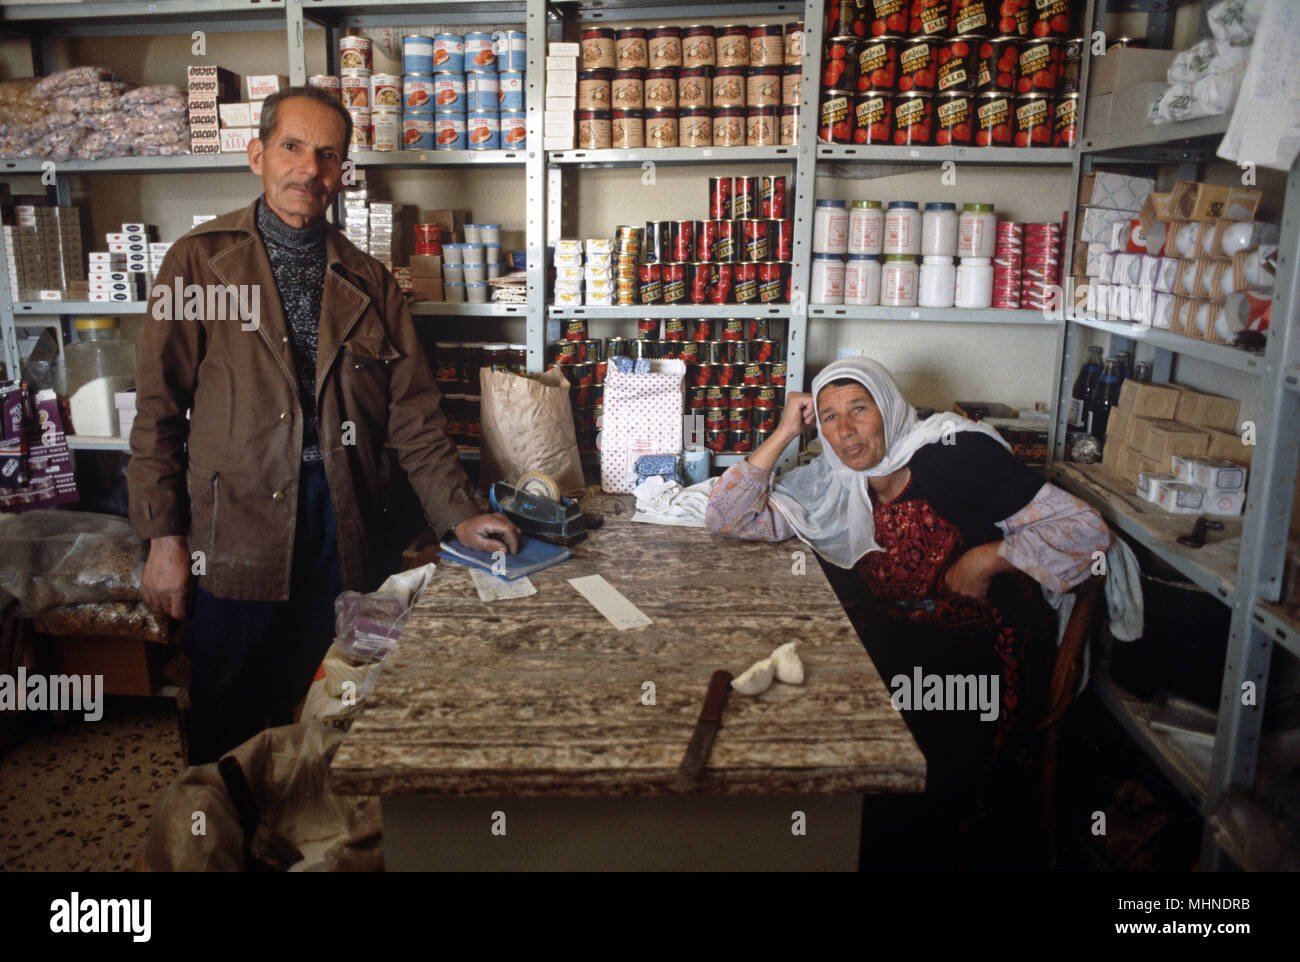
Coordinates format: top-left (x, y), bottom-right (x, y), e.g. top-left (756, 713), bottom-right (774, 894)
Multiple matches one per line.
top-left (437, 535), bottom-right (571, 581)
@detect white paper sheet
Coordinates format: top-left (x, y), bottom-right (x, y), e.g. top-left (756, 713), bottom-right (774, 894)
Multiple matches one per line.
top-left (470, 567), bottom-right (538, 602)
top-left (1218, 0), bottom-right (1300, 170)
top-left (567, 574), bottom-right (653, 630)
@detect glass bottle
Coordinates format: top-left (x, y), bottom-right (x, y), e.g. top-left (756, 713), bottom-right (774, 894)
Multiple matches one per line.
top-left (1068, 345), bottom-right (1103, 430)
top-left (1135, 361), bottom-right (1153, 383)
top-left (1115, 351), bottom-right (1133, 381)
top-left (1086, 355), bottom-right (1123, 439)
top-left (65, 317), bottom-right (136, 437)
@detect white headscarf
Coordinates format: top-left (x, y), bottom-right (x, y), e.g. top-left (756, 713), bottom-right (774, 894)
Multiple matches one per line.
top-left (769, 357), bottom-right (1012, 569)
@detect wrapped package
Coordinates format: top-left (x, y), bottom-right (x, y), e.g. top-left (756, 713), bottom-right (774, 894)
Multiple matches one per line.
top-left (34, 601), bottom-right (170, 644)
top-left (31, 66), bottom-right (123, 98)
top-left (0, 510), bottom-right (144, 616)
top-left (1207, 0), bottom-right (1263, 45)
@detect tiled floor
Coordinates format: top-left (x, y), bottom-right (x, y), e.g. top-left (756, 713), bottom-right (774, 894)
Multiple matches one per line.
top-left (0, 698), bottom-right (184, 871)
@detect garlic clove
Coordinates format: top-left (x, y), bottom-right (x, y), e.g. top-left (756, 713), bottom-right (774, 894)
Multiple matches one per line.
top-left (731, 657), bottom-right (775, 696)
top-left (770, 642), bottom-right (804, 684)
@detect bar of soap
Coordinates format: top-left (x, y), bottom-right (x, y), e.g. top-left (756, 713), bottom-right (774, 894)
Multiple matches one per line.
top-left (732, 658), bottom-right (775, 696)
top-left (770, 642), bottom-right (804, 684)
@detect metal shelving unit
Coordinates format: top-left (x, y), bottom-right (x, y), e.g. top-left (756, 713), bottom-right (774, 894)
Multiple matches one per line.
top-left (1045, 0), bottom-right (1300, 871)
top-left (549, 304), bottom-right (788, 319)
top-left (817, 145), bottom-right (1077, 166)
top-left (808, 305), bottom-right (1059, 326)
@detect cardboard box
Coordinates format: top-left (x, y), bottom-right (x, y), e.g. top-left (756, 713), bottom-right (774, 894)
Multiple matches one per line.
top-left (1203, 488), bottom-right (1246, 516)
top-left (1189, 392), bottom-right (1240, 433)
top-left (1118, 445), bottom-right (1145, 483)
top-left (421, 209), bottom-right (469, 241)
top-left (1154, 481), bottom-right (1206, 514)
top-left (410, 276), bottom-right (443, 301)
top-left (1136, 470), bottom-right (1177, 502)
top-left (1101, 437), bottom-right (1124, 475)
top-left (1206, 427), bottom-right (1253, 467)
top-left (408, 254), bottom-right (443, 278)
top-left (218, 102), bottom-right (251, 127)
top-left (1105, 407), bottom-right (1130, 445)
top-left (1117, 380), bottom-right (1181, 418)
top-left (219, 127), bottom-right (254, 152)
top-left (1078, 206), bottom-right (1134, 244)
top-left (246, 74), bottom-right (287, 101)
top-left (1141, 419), bottom-right (1211, 472)
top-left (1089, 47), bottom-right (1177, 95)
top-left (1168, 178), bottom-right (1262, 223)
top-left (1108, 81), bottom-right (1169, 139)
top-left (1078, 171), bottom-right (1156, 213)
top-left (46, 635), bottom-right (171, 698)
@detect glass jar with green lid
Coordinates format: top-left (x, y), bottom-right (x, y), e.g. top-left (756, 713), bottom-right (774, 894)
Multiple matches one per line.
top-left (957, 203), bottom-right (996, 258)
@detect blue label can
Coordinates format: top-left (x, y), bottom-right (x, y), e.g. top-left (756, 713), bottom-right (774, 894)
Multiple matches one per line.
top-left (467, 109), bottom-right (500, 149)
top-left (402, 113), bottom-right (436, 149)
top-left (497, 70), bottom-right (525, 109)
top-left (403, 35), bottom-right (434, 75)
top-left (430, 111), bottom-right (465, 149)
top-left (432, 33), bottom-right (464, 73)
top-left (499, 109), bottom-right (526, 148)
top-left (464, 32), bottom-right (497, 70)
top-left (494, 30), bottom-right (527, 71)
top-left (431, 73), bottom-right (465, 111)
top-left (465, 71), bottom-right (499, 111)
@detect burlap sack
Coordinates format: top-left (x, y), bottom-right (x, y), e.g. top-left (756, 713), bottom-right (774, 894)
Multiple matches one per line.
top-left (479, 368), bottom-right (584, 498)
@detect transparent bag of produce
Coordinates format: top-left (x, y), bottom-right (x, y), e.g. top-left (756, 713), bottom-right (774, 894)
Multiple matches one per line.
top-left (0, 510), bottom-right (144, 616)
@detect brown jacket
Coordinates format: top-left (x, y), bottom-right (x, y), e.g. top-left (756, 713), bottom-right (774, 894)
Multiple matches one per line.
top-left (127, 198), bottom-right (478, 601)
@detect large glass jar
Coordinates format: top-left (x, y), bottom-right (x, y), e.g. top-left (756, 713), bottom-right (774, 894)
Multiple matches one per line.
top-left (65, 317), bottom-right (135, 437)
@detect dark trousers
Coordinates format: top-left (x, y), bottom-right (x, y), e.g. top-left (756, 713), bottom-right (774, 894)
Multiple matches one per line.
top-left (182, 461), bottom-right (341, 766)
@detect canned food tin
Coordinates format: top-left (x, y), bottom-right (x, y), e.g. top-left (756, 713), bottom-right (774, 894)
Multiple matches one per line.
top-left (898, 36), bottom-right (935, 92)
top-left (645, 68), bottom-right (677, 108)
top-left (683, 25), bottom-right (717, 68)
top-left (664, 318), bottom-right (687, 341)
top-left (892, 90), bottom-right (933, 144)
top-left (612, 70), bottom-right (644, 109)
top-left (577, 70), bottom-right (611, 110)
top-left (432, 73), bottom-right (465, 110)
top-left (758, 261), bottom-right (787, 303)
top-left (769, 361), bottom-right (787, 386)
top-left (974, 91), bottom-right (1013, 146)
top-left (404, 75), bottom-right (436, 110)
top-left (936, 36), bottom-right (977, 93)
top-left (708, 177), bottom-right (732, 219)
top-left (692, 319), bottom-right (714, 341)
top-left (688, 263), bottom-right (712, 303)
top-left (784, 21), bottom-right (805, 64)
top-left (780, 104), bottom-right (799, 145)
top-left (668, 221), bottom-right (694, 262)
top-left (750, 24), bottom-right (784, 66)
top-left (679, 342), bottom-right (701, 363)
top-left (854, 89), bottom-right (893, 143)
top-left (935, 90), bottom-right (973, 145)
top-left (717, 25), bottom-right (750, 67)
top-left (371, 74), bottom-right (402, 109)
top-left (637, 264), bottom-right (662, 303)
top-left (867, 0), bottom-right (909, 37)
top-left (702, 341), bottom-right (726, 363)
top-left (679, 67), bottom-right (712, 108)
top-left (775, 219), bottom-right (794, 260)
top-left (581, 27), bottom-right (617, 70)
top-left (741, 219), bottom-right (771, 261)
top-left (495, 30), bottom-right (527, 71)
top-left (714, 219), bottom-right (739, 262)
top-left (308, 74), bottom-right (341, 102)
top-left (742, 363), bottom-right (767, 386)
top-left (500, 109), bottom-right (526, 148)
top-left (679, 108), bottom-right (712, 146)
top-left (729, 407), bottom-right (752, 431)
top-left (372, 108), bottom-right (401, 150)
top-left (746, 106), bottom-right (777, 145)
top-left (645, 108), bottom-right (677, 147)
top-left (708, 266), bottom-right (733, 305)
top-left (951, 0), bottom-right (996, 37)
top-left (403, 35), bottom-right (435, 75)
top-left (781, 64), bottom-right (802, 105)
top-left (749, 317), bottom-right (772, 339)
top-left (759, 176), bottom-right (786, 219)
top-left (1018, 40), bottom-right (1061, 93)
top-left (433, 33), bottom-right (465, 72)
top-left (347, 107), bottom-right (372, 147)
top-left (649, 26), bottom-right (683, 68)
top-left (612, 109), bottom-right (644, 148)
top-left (705, 406), bottom-right (727, 430)
top-left (752, 339), bottom-right (779, 364)
top-left (713, 67), bottom-right (747, 108)
top-left (429, 112), bottom-right (462, 149)
top-left (728, 384), bottom-right (752, 407)
top-left (909, 0), bottom-right (949, 36)
top-left (467, 110), bottom-right (500, 149)
top-left (975, 36), bottom-right (1019, 93)
top-left (754, 409), bottom-right (778, 432)
top-left (1060, 37), bottom-right (1083, 93)
top-left (340, 35), bottom-right (372, 72)
top-left (730, 429), bottom-right (753, 453)
top-left (687, 387), bottom-right (707, 411)
top-left (857, 35), bottom-right (900, 91)
top-left (643, 221), bottom-right (667, 262)
top-left (734, 262), bottom-right (759, 302)
top-left (715, 363), bottom-right (741, 387)
top-left (823, 36), bottom-right (860, 90)
top-left (616, 27), bottom-right (648, 69)
top-left (341, 74), bottom-right (369, 108)
top-left (704, 428), bottom-right (727, 452)
top-left (577, 109), bottom-right (612, 149)
top-left (464, 33), bottom-right (497, 71)
top-left (733, 176), bottom-right (757, 219)
top-left (1052, 93), bottom-right (1077, 147)
top-left (498, 70), bottom-right (525, 110)
top-left (1031, 0), bottom-right (1071, 39)
top-left (605, 336), bottom-right (627, 358)
top-left (1013, 92), bottom-right (1053, 147)
top-left (565, 318), bottom-right (588, 342)
top-left (662, 262), bottom-right (687, 303)
top-left (696, 219), bottom-right (720, 261)
top-left (748, 66), bottom-right (781, 107)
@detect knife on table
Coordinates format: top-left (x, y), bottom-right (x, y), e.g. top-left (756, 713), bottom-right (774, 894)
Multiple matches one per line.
top-left (674, 669), bottom-right (733, 790)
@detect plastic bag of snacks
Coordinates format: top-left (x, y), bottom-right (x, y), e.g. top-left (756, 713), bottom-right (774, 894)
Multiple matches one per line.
top-left (1207, 0), bottom-right (1263, 45)
top-left (0, 510), bottom-right (144, 616)
top-left (599, 358), bottom-right (685, 493)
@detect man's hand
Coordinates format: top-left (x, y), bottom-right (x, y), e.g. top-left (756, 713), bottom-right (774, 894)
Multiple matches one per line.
top-left (142, 535), bottom-right (193, 621)
top-left (453, 513), bottom-right (521, 555)
top-left (942, 542), bottom-right (1016, 604)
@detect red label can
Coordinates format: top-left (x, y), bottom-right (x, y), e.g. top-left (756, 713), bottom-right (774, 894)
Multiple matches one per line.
top-left (729, 407), bottom-right (752, 431)
top-left (754, 408), bottom-right (778, 432)
top-left (823, 36), bottom-right (860, 90)
top-left (637, 318), bottom-right (660, 339)
top-left (867, 0), bottom-right (909, 37)
top-left (662, 262), bottom-right (687, 303)
top-left (1052, 93), bottom-right (1077, 147)
top-left (692, 319), bottom-right (713, 341)
top-left (936, 35), bottom-right (977, 93)
top-left (909, 0), bottom-right (949, 36)
top-left (713, 219), bottom-right (738, 262)
top-left (898, 37), bottom-right (935, 92)
top-left (687, 387), bottom-right (707, 410)
top-left (732, 176), bottom-right (757, 219)
top-left (638, 263), bottom-right (663, 303)
top-left (759, 175), bottom-right (786, 219)
top-left (692, 364), bottom-right (715, 387)
top-left (704, 407), bottom-right (727, 431)
top-left (818, 89), bottom-right (855, 143)
top-left (697, 218), bottom-right (721, 261)
top-left (775, 219), bottom-right (794, 260)
top-left (752, 338), bottom-right (777, 363)
top-left (893, 91), bottom-right (933, 144)
top-left (708, 176), bottom-right (731, 219)
top-left (689, 262), bottom-right (712, 303)
top-left (679, 341), bottom-right (701, 362)
top-left (769, 362), bottom-right (787, 386)
top-left (721, 318), bottom-right (745, 341)
top-left (730, 429), bottom-right (753, 452)
top-left (1031, 0), bottom-right (1071, 39)
top-left (714, 363), bottom-right (739, 387)
top-left (728, 385), bottom-right (752, 409)
top-left (742, 219), bottom-right (771, 261)
top-left (734, 262), bottom-right (759, 302)
top-left (758, 261), bottom-right (786, 303)
top-left (565, 318), bottom-right (588, 341)
top-left (668, 220), bottom-right (694, 262)
top-left (854, 89), bottom-right (894, 143)
top-left (704, 428), bottom-right (727, 453)
top-left (935, 90), bottom-right (973, 145)
top-left (1014, 93), bottom-right (1053, 147)
top-left (553, 340), bottom-right (579, 365)
top-left (742, 363), bottom-right (767, 386)
top-left (857, 35), bottom-right (900, 91)
top-left (975, 36), bottom-right (1019, 93)
top-left (975, 91), bottom-right (1013, 145)
top-left (951, 0), bottom-right (996, 37)
top-left (1018, 40), bottom-right (1061, 94)
top-left (664, 317), bottom-right (687, 340)
top-left (710, 263), bottom-right (734, 304)
top-left (756, 385), bottom-right (778, 408)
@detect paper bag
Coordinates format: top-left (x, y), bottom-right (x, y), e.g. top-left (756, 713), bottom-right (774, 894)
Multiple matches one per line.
top-left (479, 368), bottom-right (584, 497)
top-left (599, 359), bottom-right (685, 493)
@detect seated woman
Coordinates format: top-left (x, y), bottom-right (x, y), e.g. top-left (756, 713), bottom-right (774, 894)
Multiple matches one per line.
top-left (706, 357), bottom-right (1109, 868)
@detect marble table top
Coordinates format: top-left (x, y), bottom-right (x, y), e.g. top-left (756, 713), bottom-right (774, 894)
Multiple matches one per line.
top-left (330, 493), bottom-right (925, 798)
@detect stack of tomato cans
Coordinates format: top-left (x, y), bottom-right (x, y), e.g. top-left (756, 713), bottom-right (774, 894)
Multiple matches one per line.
top-left (615, 226), bottom-right (641, 305)
top-left (1020, 221), bottom-right (1062, 312)
top-left (992, 221), bottom-right (1023, 308)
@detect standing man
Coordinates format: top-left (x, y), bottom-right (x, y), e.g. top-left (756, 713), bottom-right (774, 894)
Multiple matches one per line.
top-left (128, 86), bottom-right (518, 764)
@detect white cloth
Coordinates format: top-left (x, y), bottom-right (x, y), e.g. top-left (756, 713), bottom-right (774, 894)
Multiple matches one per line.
top-left (631, 475), bottom-right (716, 526)
top-left (767, 357), bottom-right (1011, 568)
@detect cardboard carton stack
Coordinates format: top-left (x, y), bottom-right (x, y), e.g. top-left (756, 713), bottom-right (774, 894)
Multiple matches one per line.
top-left (2, 201), bottom-right (84, 302)
top-left (187, 66), bottom-right (239, 155)
top-left (1100, 379), bottom-right (1251, 515)
top-left (87, 222), bottom-right (160, 303)
top-left (219, 74), bottom-right (288, 153)
top-left (544, 42), bottom-right (578, 151)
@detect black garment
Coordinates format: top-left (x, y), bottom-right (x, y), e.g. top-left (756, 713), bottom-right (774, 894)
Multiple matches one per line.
top-left (181, 461), bottom-right (340, 765)
top-left (255, 196), bottom-right (327, 463)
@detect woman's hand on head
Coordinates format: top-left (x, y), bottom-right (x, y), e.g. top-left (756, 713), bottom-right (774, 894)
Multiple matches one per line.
top-left (777, 392), bottom-right (816, 443)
